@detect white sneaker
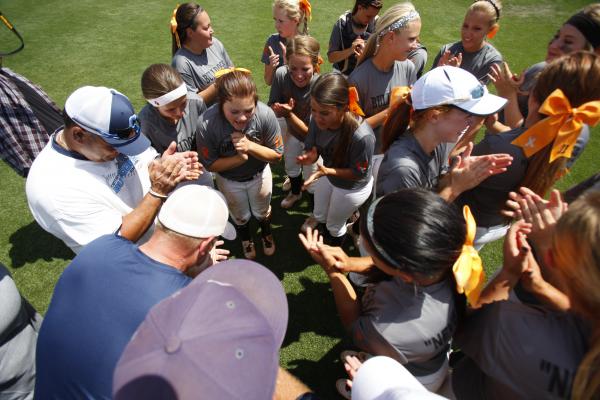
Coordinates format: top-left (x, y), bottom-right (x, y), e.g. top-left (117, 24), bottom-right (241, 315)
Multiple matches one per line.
top-left (280, 192), bottom-right (302, 209)
top-left (301, 215), bottom-right (320, 234)
top-left (242, 240), bottom-right (256, 259)
top-left (282, 176), bottom-right (291, 192)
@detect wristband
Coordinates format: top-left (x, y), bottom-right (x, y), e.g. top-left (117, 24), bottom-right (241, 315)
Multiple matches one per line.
top-left (148, 189), bottom-right (168, 200)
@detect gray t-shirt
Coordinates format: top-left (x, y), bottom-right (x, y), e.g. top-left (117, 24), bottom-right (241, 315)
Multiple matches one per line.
top-left (517, 61), bottom-right (546, 119)
top-left (376, 133), bottom-right (453, 197)
top-left (304, 119), bottom-right (375, 190)
top-left (261, 33), bottom-right (286, 68)
top-left (348, 58), bottom-right (417, 153)
top-left (0, 264), bottom-right (42, 400)
top-left (453, 301), bottom-right (589, 400)
top-left (351, 276), bottom-right (457, 377)
top-left (268, 67), bottom-right (318, 141)
top-left (138, 95), bottom-right (206, 154)
top-left (196, 102), bottom-right (283, 181)
top-left (408, 43), bottom-right (428, 78)
top-left (432, 42), bottom-right (502, 84)
top-left (327, 11), bottom-right (377, 75)
top-left (457, 126), bottom-right (590, 227)
top-left (171, 38), bottom-right (233, 93)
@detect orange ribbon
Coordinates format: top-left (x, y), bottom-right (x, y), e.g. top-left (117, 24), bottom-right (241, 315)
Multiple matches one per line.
top-left (170, 4), bottom-right (181, 49)
top-left (385, 86), bottom-right (412, 124)
top-left (511, 89), bottom-right (600, 162)
top-left (315, 55), bottom-right (323, 73)
top-left (349, 86), bottom-right (365, 117)
top-left (299, 0), bottom-right (312, 21)
top-left (452, 206), bottom-right (485, 306)
top-left (486, 24), bottom-right (499, 39)
top-left (214, 67), bottom-right (252, 79)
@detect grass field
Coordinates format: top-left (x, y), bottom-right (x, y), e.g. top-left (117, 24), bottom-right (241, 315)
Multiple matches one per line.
top-left (0, 0), bottom-right (596, 396)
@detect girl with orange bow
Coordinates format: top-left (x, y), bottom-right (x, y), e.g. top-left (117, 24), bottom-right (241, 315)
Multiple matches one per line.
top-left (195, 70), bottom-right (283, 259)
top-left (299, 188), bottom-right (481, 393)
top-left (261, 0), bottom-right (311, 86)
top-left (432, 0), bottom-right (503, 85)
top-left (488, 4), bottom-right (600, 130)
top-left (296, 73), bottom-right (375, 244)
top-left (171, 3), bottom-right (233, 106)
top-left (452, 191), bottom-right (600, 399)
top-left (457, 51), bottom-right (600, 249)
top-left (268, 35), bottom-right (321, 210)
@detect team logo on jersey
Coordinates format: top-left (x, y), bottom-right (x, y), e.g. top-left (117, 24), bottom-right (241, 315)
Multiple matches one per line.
top-left (200, 146), bottom-right (209, 160)
top-left (355, 160), bottom-right (369, 173)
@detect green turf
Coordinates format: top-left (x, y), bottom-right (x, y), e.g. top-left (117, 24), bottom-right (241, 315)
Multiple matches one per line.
top-left (0, 0), bottom-right (596, 396)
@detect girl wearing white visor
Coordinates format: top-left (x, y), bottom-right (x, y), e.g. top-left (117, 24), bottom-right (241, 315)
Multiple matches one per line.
top-left (377, 65), bottom-right (512, 201)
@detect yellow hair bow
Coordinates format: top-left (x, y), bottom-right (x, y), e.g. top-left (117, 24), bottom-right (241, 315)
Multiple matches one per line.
top-left (170, 4), bottom-right (181, 50)
top-left (349, 86), bottom-right (365, 117)
top-left (385, 86), bottom-right (412, 124)
top-left (452, 206), bottom-right (485, 306)
top-left (214, 67), bottom-right (252, 79)
top-left (315, 55), bottom-right (323, 73)
top-left (511, 88), bottom-right (600, 162)
top-left (299, 0), bottom-right (312, 21)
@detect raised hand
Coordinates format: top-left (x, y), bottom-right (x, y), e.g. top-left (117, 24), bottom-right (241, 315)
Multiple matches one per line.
top-left (296, 146), bottom-right (318, 165)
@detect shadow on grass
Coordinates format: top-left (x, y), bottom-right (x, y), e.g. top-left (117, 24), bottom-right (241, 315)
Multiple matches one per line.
top-left (9, 221), bottom-right (73, 268)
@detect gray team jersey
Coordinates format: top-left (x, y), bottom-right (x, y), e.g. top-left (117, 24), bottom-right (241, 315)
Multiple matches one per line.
top-left (328, 11), bottom-right (377, 75)
top-left (432, 42), bottom-right (502, 84)
top-left (138, 95), bottom-right (206, 153)
top-left (348, 58), bottom-right (417, 153)
top-left (268, 67), bottom-right (318, 141)
top-left (408, 43), bottom-right (428, 78)
top-left (376, 133), bottom-right (453, 197)
top-left (172, 38), bottom-right (233, 92)
top-left (304, 119), bottom-right (375, 190)
top-left (453, 301), bottom-right (590, 400)
top-left (351, 276), bottom-right (457, 377)
top-left (517, 61), bottom-right (546, 118)
top-left (457, 126), bottom-right (589, 227)
top-left (196, 101), bottom-right (283, 181)
top-left (261, 34), bottom-right (286, 68)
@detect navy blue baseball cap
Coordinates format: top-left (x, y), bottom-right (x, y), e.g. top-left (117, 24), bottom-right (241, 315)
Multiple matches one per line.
top-left (64, 86), bottom-right (150, 155)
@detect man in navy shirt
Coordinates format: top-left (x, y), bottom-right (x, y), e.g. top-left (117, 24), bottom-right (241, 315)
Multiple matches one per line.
top-left (34, 185), bottom-right (235, 400)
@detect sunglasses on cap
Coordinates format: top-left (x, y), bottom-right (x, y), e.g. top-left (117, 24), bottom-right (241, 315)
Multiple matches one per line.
top-left (73, 114), bottom-right (141, 141)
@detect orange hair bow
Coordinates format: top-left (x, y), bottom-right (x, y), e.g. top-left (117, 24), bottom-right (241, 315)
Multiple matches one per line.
top-left (452, 206), bottom-right (485, 306)
top-left (214, 67), bottom-right (252, 79)
top-left (315, 55), bottom-right (323, 73)
top-left (511, 88), bottom-right (600, 163)
top-left (299, 0), bottom-right (312, 21)
top-left (385, 86), bottom-right (412, 124)
top-left (349, 86), bottom-right (365, 117)
top-left (170, 4), bottom-right (181, 49)
top-left (486, 24), bottom-right (500, 39)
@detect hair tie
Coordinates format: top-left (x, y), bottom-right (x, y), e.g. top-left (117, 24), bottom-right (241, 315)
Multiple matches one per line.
top-left (315, 55), bottom-right (323, 73)
top-left (299, 0), bottom-right (312, 21)
top-left (146, 83), bottom-right (187, 107)
top-left (348, 86), bottom-right (365, 117)
top-left (170, 4), bottom-right (181, 49)
top-left (511, 88), bottom-right (600, 162)
top-left (214, 67), bottom-right (252, 79)
top-left (452, 206), bottom-right (485, 306)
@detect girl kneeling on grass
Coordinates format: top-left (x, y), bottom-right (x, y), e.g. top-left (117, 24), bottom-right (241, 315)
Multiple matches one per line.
top-left (300, 188), bottom-right (484, 393)
top-left (452, 191), bottom-right (600, 399)
top-left (297, 72), bottom-right (375, 245)
top-left (269, 35), bottom-right (321, 210)
top-left (432, 0), bottom-right (503, 84)
top-left (261, 0), bottom-right (311, 86)
top-left (196, 69), bottom-right (283, 259)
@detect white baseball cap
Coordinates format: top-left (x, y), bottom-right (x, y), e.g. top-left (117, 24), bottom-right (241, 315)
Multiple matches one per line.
top-left (64, 86), bottom-right (150, 155)
top-left (411, 66), bottom-right (507, 116)
top-left (157, 185), bottom-right (236, 240)
top-left (352, 356), bottom-right (448, 400)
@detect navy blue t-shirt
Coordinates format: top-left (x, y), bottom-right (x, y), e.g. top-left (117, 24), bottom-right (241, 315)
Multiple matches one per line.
top-left (35, 235), bottom-right (192, 399)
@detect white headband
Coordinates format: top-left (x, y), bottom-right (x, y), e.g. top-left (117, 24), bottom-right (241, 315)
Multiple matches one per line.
top-left (378, 10), bottom-right (420, 37)
top-left (146, 83), bottom-right (188, 107)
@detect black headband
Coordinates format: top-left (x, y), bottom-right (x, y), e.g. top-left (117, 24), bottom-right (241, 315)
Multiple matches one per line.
top-left (566, 12), bottom-right (600, 49)
top-left (479, 0), bottom-right (500, 21)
